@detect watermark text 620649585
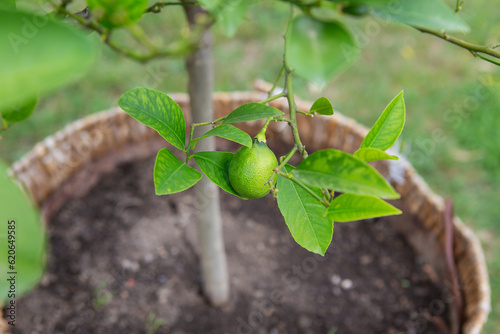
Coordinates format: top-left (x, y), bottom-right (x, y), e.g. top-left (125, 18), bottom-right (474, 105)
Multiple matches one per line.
top-left (5, 219), bottom-right (17, 327)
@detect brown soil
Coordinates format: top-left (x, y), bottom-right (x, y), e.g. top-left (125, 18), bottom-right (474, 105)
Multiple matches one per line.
top-left (12, 154), bottom-right (449, 334)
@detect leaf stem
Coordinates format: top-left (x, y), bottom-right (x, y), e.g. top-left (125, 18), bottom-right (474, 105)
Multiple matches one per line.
top-left (322, 189), bottom-right (332, 202)
top-left (258, 92), bottom-right (286, 105)
top-left (256, 117), bottom-right (273, 142)
top-left (186, 116), bottom-right (227, 157)
top-left (192, 115), bottom-right (226, 127)
top-left (185, 125), bottom-right (196, 161)
top-left (278, 171), bottom-right (328, 207)
top-left (277, 146), bottom-right (297, 170)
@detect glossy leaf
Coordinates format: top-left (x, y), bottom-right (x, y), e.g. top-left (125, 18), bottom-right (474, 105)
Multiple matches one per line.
top-left (154, 148), bottom-right (202, 195)
top-left (222, 103), bottom-right (283, 124)
top-left (0, 8), bottom-right (98, 113)
top-left (1, 98), bottom-right (37, 128)
top-left (192, 151), bottom-right (241, 197)
top-left (0, 160), bottom-right (47, 303)
top-left (360, 91), bottom-right (405, 151)
top-left (326, 194), bottom-right (401, 222)
top-left (293, 149), bottom-right (400, 199)
top-left (354, 147), bottom-right (398, 162)
top-left (118, 88), bottom-right (186, 151)
top-left (371, 0), bottom-right (469, 32)
top-left (192, 124), bottom-right (252, 149)
top-left (287, 15), bottom-right (358, 87)
top-left (87, 0), bottom-right (148, 29)
top-left (277, 165), bottom-right (333, 256)
top-left (310, 97), bottom-right (334, 115)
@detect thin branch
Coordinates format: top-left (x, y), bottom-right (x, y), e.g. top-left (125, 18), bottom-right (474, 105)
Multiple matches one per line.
top-left (267, 65), bottom-right (285, 99)
top-left (145, 1), bottom-right (200, 14)
top-left (53, 2), bottom-right (203, 63)
top-left (283, 5), bottom-right (307, 158)
top-left (416, 27), bottom-right (500, 65)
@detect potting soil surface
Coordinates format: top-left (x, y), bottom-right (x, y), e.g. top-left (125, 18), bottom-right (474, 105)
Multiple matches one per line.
top-left (13, 155), bottom-right (449, 334)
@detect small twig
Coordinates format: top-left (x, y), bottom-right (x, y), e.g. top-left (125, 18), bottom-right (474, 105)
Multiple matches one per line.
top-left (145, 1), bottom-right (200, 13)
top-left (471, 52), bottom-right (500, 66)
top-left (258, 92), bottom-right (286, 105)
top-left (416, 27), bottom-right (500, 66)
top-left (277, 146), bottom-right (298, 170)
top-left (267, 65), bottom-right (285, 98)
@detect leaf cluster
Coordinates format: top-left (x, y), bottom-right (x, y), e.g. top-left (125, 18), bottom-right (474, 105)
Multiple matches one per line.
top-left (119, 87), bottom-right (406, 255)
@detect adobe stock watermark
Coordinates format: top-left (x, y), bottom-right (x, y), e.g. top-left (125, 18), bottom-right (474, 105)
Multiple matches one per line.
top-left (141, 62), bottom-right (170, 90)
top-left (341, 0), bottom-right (406, 64)
top-left (8, 6), bottom-right (50, 54)
top-left (408, 79), bottom-right (495, 166)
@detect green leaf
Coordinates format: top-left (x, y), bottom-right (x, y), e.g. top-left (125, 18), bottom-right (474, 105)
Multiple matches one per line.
top-left (118, 88), bottom-right (186, 151)
top-left (87, 0), bottom-right (148, 29)
top-left (0, 160), bottom-right (47, 303)
top-left (277, 165), bottom-right (333, 256)
top-left (154, 148), bottom-right (202, 195)
top-left (192, 124), bottom-right (252, 149)
top-left (310, 97), bottom-right (334, 115)
top-left (287, 15), bottom-right (359, 87)
top-left (1, 98), bottom-right (37, 128)
top-left (325, 194), bottom-right (401, 222)
top-left (0, 8), bottom-right (98, 113)
top-left (360, 91), bottom-right (405, 151)
top-left (368, 0), bottom-right (470, 32)
top-left (199, 0), bottom-right (255, 37)
top-left (222, 103), bottom-right (283, 124)
top-left (354, 147), bottom-right (398, 162)
top-left (192, 151), bottom-right (241, 197)
top-left (293, 149), bottom-right (400, 199)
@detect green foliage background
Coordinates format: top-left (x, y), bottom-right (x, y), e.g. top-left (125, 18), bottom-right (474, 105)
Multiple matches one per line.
top-left (1, 0), bottom-right (499, 330)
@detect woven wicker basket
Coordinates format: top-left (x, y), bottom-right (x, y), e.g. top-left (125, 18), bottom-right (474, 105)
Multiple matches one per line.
top-left (5, 90), bottom-right (490, 333)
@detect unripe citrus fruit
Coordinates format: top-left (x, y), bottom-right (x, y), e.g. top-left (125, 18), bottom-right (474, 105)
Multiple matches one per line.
top-left (229, 139), bottom-right (279, 199)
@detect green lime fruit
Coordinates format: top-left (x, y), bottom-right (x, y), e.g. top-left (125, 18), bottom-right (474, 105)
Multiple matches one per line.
top-left (229, 139), bottom-right (279, 199)
top-left (87, 0), bottom-right (148, 29)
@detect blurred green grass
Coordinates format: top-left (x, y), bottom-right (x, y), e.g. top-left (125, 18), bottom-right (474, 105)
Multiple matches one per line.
top-left (1, 0), bottom-right (499, 331)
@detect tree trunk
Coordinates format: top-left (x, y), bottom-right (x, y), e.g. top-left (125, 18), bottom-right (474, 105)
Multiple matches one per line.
top-left (182, 4), bottom-right (229, 306)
